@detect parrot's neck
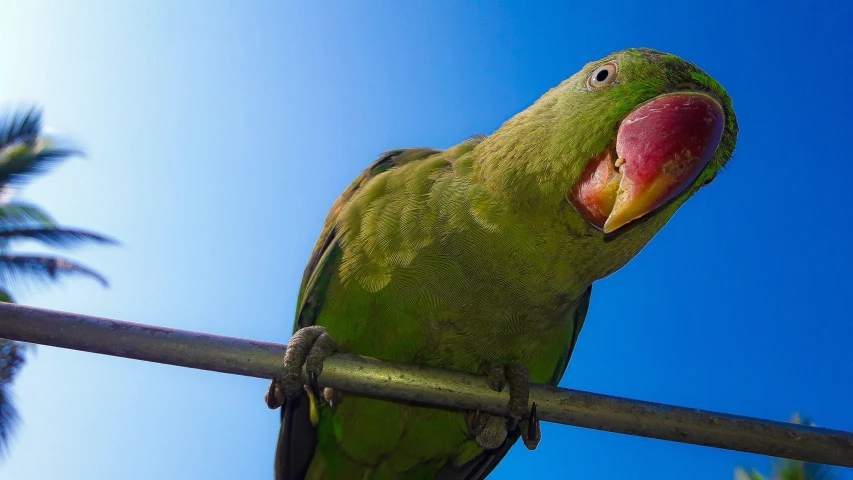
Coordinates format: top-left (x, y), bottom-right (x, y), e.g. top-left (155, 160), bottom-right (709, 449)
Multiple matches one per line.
top-left (471, 91), bottom-right (574, 217)
top-left (462, 139), bottom-right (679, 289)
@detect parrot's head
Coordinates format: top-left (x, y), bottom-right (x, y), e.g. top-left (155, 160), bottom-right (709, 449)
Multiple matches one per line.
top-left (562, 49), bottom-right (737, 234)
top-left (476, 48), bottom-right (738, 277)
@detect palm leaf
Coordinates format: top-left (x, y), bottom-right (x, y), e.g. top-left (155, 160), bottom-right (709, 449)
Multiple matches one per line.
top-left (0, 341), bottom-right (25, 391)
top-left (0, 108), bottom-right (41, 149)
top-left (0, 287), bottom-right (25, 459)
top-left (736, 468), bottom-right (766, 480)
top-left (0, 379), bottom-right (20, 459)
top-left (0, 141), bottom-right (79, 188)
top-left (0, 108), bottom-right (80, 189)
top-left (0, 204), bottom-right (56, 228)
top-left (736, 415), bottom-right (838, 480)
top-left (0, 227), bottom-right (118, 249)
top-left (0, 255), bottom-right (109, 287)
top-left (0, 108), bottom-right (112, 460)
top-left (0, 338), bottom-right (26, 459)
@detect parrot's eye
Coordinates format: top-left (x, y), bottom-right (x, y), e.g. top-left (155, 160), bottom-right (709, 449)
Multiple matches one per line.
top-left (588, 62), bottom-right (618, 89)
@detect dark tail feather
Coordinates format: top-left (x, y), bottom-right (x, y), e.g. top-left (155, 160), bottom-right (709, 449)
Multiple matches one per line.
top-left (434, 431), bottom-right (520, 480)
top-left (274, 392), bottom-right (317, 480)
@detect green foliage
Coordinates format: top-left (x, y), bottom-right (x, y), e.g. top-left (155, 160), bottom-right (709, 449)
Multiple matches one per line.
top-left (734, 415), bottom-right (838, 480)
top-left (0, 107), bottom-right (116, 459)
top-left (0, 334), bottom-right (27, 458)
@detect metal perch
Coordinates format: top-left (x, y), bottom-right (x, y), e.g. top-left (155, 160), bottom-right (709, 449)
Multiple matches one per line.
top-left (0, 302), bottom-right (850, 468)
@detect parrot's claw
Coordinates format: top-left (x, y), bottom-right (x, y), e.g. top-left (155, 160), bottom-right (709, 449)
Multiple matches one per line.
top-left (264, 325), bottom-right (339, 410)
top-left (308, 371), bottom-right (321, 400)
top-left (466, 361), bottom-right (539, 450)
top-left (519, 402), bottom-right (541, 450)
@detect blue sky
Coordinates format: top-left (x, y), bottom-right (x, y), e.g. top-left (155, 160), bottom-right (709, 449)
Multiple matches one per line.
top-left (1, 1), bottom-right (851, 478)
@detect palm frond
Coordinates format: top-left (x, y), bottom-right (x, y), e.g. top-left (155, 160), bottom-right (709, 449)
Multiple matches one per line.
top-left (805, 463), bottom-right (836, 480)
top-left (0, 255), bottom-right (109, 288)
top-left (0, 340), bottom-right (26, 386)
top-left (737, 414), bottom-right (838, 480)
top-left (773, 460), bottom-right (838, 480)
top-left (0, 204), bottom-right (56, 228)
top-left (0, 227), bottom-right (118, 249)
top-left (0, 334), bottom-right (27, 459)
top-left (0, 107), bottom-right (80, 189)
top-left (0, 108), bottom-right (42, 149)
top-left (736, 467), bottom-right (766, 480)
top-left (0, 141), bottom-right (79, 188)
top-left (0, 109), bottom-right (111, 460)
top-left (0, 381), bottom-right (20, 459)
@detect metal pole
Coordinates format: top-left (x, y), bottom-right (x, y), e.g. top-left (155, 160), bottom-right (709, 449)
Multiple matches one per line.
top-left (0, 302), bottom-right (851, 468)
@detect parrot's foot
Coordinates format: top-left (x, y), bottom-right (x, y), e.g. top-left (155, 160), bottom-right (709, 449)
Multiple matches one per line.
top-left (265, 325), bottom-right (339, 410)
top-left (465, 361), bottom-right (540, 450)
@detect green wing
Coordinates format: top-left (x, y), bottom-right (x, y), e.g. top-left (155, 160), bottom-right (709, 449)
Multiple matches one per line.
top-left (548, 285), bottom-right (592, 387)
top-left (276, 148), bottom-right (442, 480)
top-left (293, 148), bottom-right (443, 332)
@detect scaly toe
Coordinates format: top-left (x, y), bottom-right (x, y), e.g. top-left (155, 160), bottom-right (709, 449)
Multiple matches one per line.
top-left (467, 361), bottom-right (534, 449)
top-left (265, 379), bottom-right (286, 410)
top-left (486, 362), bottom-right (506, 392)
top-left (504, 362), bottom-right (530, 421)
top-left (269, 326), bottom-right (340, 409)
top-left (475, 414), bottom-right (508, 450)
top-left (323, 387), bottom-right (343, 409)
top-left (305, 330), bottom-right (340, 393)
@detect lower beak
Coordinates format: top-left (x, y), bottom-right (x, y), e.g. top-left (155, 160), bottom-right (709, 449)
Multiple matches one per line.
top-left (570, 92), bottom-right (725, 233)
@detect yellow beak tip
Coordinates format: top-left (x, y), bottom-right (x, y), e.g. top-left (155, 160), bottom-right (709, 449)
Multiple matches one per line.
top-left (602, 212), bottom-right (634, 233)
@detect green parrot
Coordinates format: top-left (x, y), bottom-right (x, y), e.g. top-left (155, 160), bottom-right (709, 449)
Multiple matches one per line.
top-left (265, 48), bottom-right (738, 480)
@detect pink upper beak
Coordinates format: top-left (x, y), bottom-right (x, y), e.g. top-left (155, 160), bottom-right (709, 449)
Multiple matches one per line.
top-left (570, 92), bottom-right (725, 233)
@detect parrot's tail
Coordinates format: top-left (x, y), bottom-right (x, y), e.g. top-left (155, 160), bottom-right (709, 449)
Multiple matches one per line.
top-left (274, 391), bottom-right (317, 480)
top-left (433, 432), bottom-right (519, 480)
top-left (274, 390), bottom-right (520, 480)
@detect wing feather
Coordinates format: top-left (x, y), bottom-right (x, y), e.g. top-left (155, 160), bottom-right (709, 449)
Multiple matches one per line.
top-left (276, 148), bottom-right (442, 480)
